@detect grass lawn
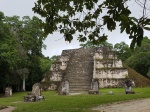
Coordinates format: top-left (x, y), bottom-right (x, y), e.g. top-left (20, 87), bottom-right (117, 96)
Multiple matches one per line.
top-left (0, 87), bottom-right (150, 112)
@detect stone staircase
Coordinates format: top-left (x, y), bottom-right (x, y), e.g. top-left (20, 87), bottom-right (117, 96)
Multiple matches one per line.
top-left (64, 48), bottom-right (95, 93)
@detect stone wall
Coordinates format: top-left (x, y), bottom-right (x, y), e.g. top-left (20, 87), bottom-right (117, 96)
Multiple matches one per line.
top-left (95, 68), bottom-right (128, 79)
top-left (93, 47), bottom-right (128, 88)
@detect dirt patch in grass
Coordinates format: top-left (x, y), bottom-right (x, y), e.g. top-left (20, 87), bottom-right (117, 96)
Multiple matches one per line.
top-left (92, 98), bottom-right (150, 112)
top-left (0, 106), bottom-right (8, 110)
top-left (0, 106), bottom-right (16, 112)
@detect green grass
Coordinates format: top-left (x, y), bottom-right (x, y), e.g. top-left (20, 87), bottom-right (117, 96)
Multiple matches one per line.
top-left (1, 88), bottom-right (150, 112)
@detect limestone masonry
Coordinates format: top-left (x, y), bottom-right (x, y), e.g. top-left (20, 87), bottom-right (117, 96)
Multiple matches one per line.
top-left (41, 47), bottom-right (128, 94)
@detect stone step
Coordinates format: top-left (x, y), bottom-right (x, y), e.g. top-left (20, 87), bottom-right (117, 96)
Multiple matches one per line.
top-left (69, 86), bottom-right (90, 89)
top-left (69, 89), bottom-right (89, 93)
top-left (69, 83), bottom-right (90, 86)
top-left (66, 73), bottom-right (92, 75)
top-left (69, 81), bottom-right (90, 84)
top-left (69, 79), bottom-right (91, 82)
top-left (68, 77), bottom-right (91, 80)
top-left (69, 91), bottom-right (87, 93)
top-left (68, 80), bottom-right (91, 83)
top-left (67, 75), bottom-right (92, 76)
top-left (67, 77), bottom-right (91, 81)
top-left (69, 81), bottom-right (91, 84)
top-left (69, 86), bottom-right (90, 91)
top-left (66, 68), bottom-right (93, 72)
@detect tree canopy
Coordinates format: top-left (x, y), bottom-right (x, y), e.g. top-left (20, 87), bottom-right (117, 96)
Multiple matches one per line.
top-left (125, 37), bottom-right (150, 78)
top-left (0, 11), bottom-right (50, 92)
top-left (114, 42), bottom-right (131, 61)
top-left (33, 0), bottom-right (150, 49)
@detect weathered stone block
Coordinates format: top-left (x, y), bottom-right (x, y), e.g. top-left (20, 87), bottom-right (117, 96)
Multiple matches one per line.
top-left (5, 87), bottom-right (12, 97)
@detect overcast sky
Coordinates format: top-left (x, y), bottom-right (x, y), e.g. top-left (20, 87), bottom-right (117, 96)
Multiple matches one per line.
top-left (0, 0), bottom-right (150, 57)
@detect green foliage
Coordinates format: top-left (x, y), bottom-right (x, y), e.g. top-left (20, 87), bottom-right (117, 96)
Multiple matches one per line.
top-left (0, 11), bottom-right (46, 91)
top-left (39, 57), bottom-right (51, 75)
top-left (126, 37), bottom-right (150, 77)
top-left (33, 0), bottom-right (149, 48)
top-left (146, 68), bottom-right (150, 78)
top-left (0, 12), bottom-right (4, 21)
top-left (125, 37), bottom-right (150, 78)
top-left (124, 63), bottom-right (150, 87)
top-left (114, 42), bottom-right (131, 62)
top-left (0, 12), bottom-right (22, 89)
top-left (113, 37), bottom-right (150, 79)
top-left (126, 52), bottom-right (150, 78)
top-left (1, 88), bottom-right (150, 112)
top-left (134, 36), bottom-right (150, 53)
top-left (50, 55), bottom-right (57, 63)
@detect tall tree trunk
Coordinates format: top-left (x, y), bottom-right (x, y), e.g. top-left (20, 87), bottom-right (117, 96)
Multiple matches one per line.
top-left (22, 75), bottom-right (26, 91)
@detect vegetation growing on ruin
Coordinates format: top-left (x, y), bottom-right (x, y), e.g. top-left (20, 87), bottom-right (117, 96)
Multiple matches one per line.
top-left (125, 64), bottom-right (150, 87)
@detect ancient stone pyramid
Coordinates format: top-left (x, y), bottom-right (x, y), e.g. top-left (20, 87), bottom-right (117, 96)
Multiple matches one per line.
top-left (41, 47), bottom-right (128, 94)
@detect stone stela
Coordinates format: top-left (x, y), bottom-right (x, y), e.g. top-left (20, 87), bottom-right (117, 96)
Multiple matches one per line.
top-left (89, 79), bottom-right (99, 94)
top-left (124, 79), bottom-right (135, 94)
top-left (24, 83), bottom-right (44, 102)
top-left (5, 87), bottom-right (12, 97)
top-left (59, 80), bottom-right (69, 95)
top-left (41, 47), bottom-right (129, 94)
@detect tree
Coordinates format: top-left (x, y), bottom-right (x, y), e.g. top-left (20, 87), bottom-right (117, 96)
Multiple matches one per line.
top-left (126, 52), bottom-right (150, 78)
top-left (20, 16), bottom-right (46, 90)
top-left (16, 68), bottom-right (29, 91)
top-left (39, 56), bottom-right (51, 75)
top-left (146, 68), bottom-right (150, 78)
top-left (50, 55), bottom-right (57, 64)
top-left (134, 36), bottom-right (150, 53)
top-left (33, 0), bottom-right (150, 49)
top-left (39, 55), bottom-right (57, 75)
top-left (20, 16), bottom-right (45, 90)
top-left (114, 42), bottom-right (131, 62)
top-left (0, 12), bottom-right (23, 90)
top-left (0, 12), bottom-right (46, 91)
top-left (3, 16), bottom-right (30, 91)
top-left (125, 37), bottom-right (150, 78)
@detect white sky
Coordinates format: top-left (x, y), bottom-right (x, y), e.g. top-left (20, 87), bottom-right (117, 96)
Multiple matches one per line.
top-left (0, 0), bottom-right (150, 57)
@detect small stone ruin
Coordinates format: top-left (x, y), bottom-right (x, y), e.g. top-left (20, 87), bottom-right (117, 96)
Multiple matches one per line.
top-left (24, 83), bottom-right (44, 102)
top-left (5, 87), bottom-right (12, 97)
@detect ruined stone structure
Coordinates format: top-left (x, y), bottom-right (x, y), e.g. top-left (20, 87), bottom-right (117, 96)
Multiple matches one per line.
top-left (41, 47), bottom-right (128, 94)
top-left (24, 83), bottom-right (44, 102)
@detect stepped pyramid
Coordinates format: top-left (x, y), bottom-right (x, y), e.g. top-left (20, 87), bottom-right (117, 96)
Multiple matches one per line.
top-left (41, 47), bottom-right (128, 94)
